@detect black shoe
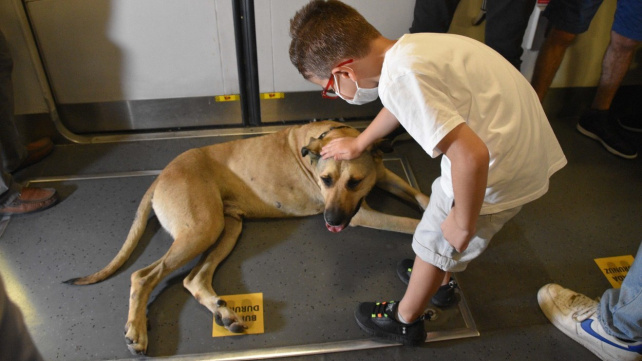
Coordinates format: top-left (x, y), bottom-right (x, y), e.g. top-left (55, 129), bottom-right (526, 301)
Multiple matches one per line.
top-left (577, 109), bottom-right (638, 159)
top-left (396, 259), bottom-right (458, 307)
top-left (431, 278), bottom-right (458, 307)
top-left (618, 115), bottom-right (642, 133)
top-left (354, 301), bottom-right (426, 346)
top-left (396, 259), bottom-right (414, 285)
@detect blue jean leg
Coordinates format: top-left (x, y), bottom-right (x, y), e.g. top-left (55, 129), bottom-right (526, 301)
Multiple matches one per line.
top-left (599, 241), bottom-right (642, 342)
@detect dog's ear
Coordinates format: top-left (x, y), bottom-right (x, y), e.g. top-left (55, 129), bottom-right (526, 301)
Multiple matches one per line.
top-left (301, 137), bottom-right (322, 162)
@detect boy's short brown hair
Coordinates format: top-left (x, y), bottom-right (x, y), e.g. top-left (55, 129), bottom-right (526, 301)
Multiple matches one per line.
top-left (289, 0), bottom-right (381, 80)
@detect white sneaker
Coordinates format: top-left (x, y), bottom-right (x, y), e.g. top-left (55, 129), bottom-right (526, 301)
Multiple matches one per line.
top-left (537, 283), bottom-right (642, 361)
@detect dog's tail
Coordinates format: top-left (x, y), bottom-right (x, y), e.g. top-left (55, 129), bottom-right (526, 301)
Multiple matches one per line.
top-left (64, 180), bottom-right (157, 286)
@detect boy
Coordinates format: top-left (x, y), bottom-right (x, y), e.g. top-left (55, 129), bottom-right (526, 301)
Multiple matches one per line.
top-left (289, 0), bottom-right (567, 345)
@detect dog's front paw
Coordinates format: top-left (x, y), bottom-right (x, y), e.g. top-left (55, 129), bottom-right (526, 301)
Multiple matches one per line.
top-left (124, 320), bottom-right (148, 355)
top-left (214, 299), bottom-right (247, 333)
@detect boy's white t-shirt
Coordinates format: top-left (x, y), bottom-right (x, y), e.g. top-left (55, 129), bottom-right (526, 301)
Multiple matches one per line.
top-left (379, 33), bottom-right (567, 214)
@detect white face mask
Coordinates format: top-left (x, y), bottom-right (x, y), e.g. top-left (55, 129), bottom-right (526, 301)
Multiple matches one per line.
top-left (333, 74), bottom-right (379, 105)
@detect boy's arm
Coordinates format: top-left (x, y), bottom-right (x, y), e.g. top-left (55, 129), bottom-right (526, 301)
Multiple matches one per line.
top-left (321, 107), bottom-right (400, 160)
top-left (437, 123), bottom-right (489, 253)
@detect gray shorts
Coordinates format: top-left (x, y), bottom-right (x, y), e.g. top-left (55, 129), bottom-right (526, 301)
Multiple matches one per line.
top-left (413, 178), bottom-right (522, 273)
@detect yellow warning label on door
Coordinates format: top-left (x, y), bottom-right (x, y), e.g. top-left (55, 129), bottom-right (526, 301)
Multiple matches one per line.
top-left (260, 92), bottom-right (285, 100)
top-left (594, 255), bottom-right (634, 288)
top-left (212, 292), bottom-right (264, 337)
top-left (215, 94), bottom-right (240, 102)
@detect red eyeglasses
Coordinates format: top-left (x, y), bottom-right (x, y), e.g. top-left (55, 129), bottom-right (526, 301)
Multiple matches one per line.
top-left (321, 59), bottom-right (354, 99)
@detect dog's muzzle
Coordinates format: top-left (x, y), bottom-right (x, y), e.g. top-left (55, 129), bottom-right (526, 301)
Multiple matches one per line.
top-left (323, 198), bottom-right (363, 233)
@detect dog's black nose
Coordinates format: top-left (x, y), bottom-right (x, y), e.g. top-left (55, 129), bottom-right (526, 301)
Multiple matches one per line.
top-left (323, 210), bottom-right (345, 226)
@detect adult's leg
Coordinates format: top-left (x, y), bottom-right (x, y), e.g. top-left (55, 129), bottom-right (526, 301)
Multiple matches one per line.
top-left (530, 0), bottom-right (604, 101)
top-left (591, 31), bottom-right (640, 111)
top-left (530, 27), bottom-right (577, 101)
top-left (0, 135), bottom-right (57, 216)
top-left (599, 241), bottom-right (642, 342)
top-left (485, 0), bottom-right (537, 69)
top-left (0, 31), bottom-right (27, 172)
top-left (409, 0), bottom-right (461, 34)
top-left (576, 30), bottom-right (639, 159)
top-left (0, 31), bottom-right (23, 204)
top-left (0, 157), bottom-right (21, 206)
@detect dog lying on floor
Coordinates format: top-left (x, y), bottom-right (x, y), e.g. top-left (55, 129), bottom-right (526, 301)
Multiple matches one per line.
top-left (65, 120), bottom-right (430, 355)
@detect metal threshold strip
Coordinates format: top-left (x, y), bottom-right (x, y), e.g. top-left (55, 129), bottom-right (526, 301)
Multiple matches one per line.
top-left (118, 314), bottom-right (479, 361)
top-left (59, 120), bottom-right (375, 145)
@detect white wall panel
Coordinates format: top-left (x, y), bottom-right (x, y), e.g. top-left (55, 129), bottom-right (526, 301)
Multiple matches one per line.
top-left (262, 0), bottom-right (415, 93)
top-left (27, 0), bottom-right (238, 104)
top-left (214, 0), bottom-right (240, 96)
top-left (255, 1), bottom-right (276, 94)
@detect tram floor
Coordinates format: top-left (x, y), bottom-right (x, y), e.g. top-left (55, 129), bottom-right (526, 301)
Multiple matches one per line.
top-left (1, 112), bottom-right (641, 361)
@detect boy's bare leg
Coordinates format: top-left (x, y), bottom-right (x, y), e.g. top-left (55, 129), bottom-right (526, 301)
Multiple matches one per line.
top-left (442, 271), bottom-right (451, 286)
top-left (398, 255), bottom-right (446, 322)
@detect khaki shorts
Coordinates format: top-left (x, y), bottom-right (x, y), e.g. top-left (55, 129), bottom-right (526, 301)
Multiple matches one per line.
top-left (413, 178), bottom-right (522, 273)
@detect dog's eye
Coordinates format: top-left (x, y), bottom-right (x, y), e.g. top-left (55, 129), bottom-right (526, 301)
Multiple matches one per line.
top-left (347, 178), bottom-right (362, 190)
top-left (321, 176), bottom-right (333, 187)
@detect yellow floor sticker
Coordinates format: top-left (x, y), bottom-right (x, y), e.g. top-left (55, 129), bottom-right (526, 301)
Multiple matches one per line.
top-left (212, 292), bottom-right (264, 337)
top-left (594, 255), bottom-right (634, 288)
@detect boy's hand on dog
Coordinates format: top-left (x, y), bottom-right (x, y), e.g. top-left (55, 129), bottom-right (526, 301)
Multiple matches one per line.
top-left (321, 137), bottom-right (362, 160)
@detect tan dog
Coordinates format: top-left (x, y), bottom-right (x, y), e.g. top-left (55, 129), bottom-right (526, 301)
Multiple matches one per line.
top-left (65, 120), bottom-right (429, 355)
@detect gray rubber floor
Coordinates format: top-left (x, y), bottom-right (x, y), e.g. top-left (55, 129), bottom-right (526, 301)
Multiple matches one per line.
top-left (2, 104), bottom-right (641, 360)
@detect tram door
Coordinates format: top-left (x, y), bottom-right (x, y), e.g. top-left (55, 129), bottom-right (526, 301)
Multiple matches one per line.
top-left (25, 0), bottom-right (415, 135)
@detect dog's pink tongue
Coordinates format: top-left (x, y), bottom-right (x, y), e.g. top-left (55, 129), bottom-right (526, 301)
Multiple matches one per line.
top-left (326, 223), bottom-right (345, 233)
